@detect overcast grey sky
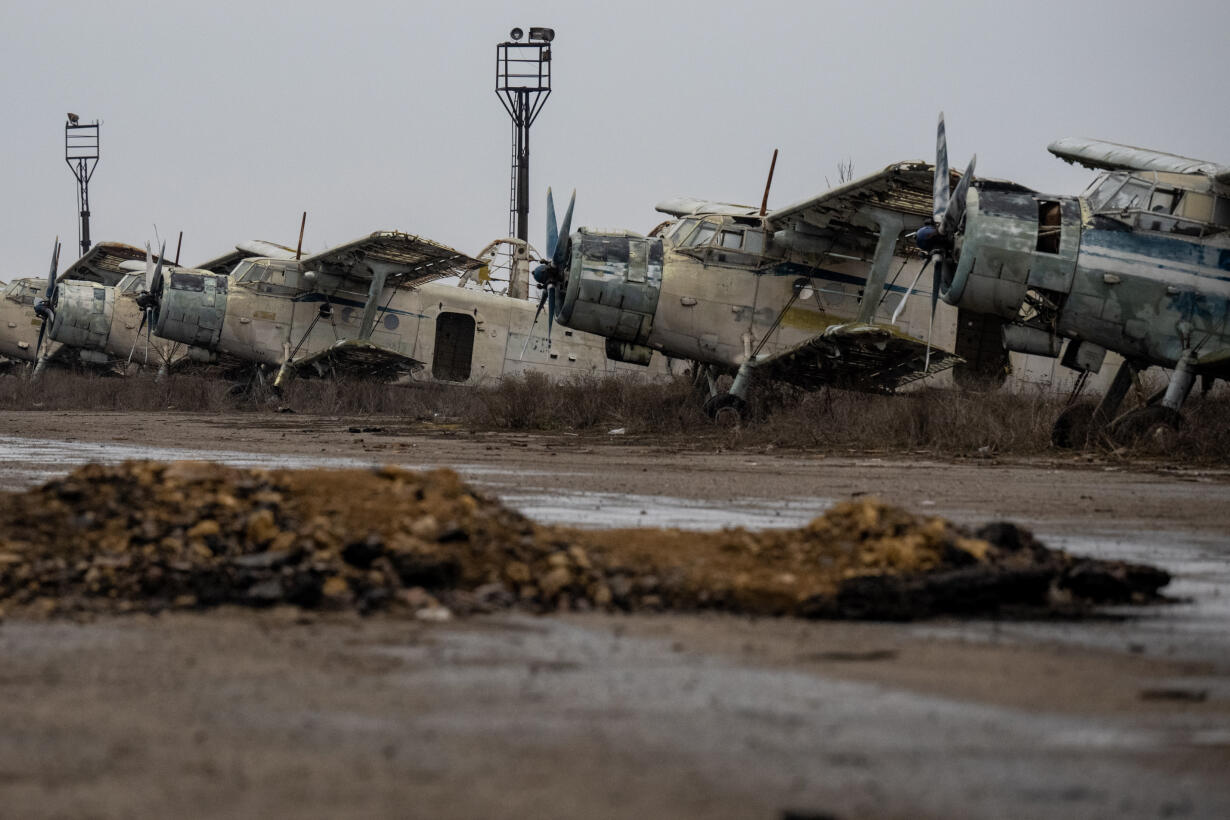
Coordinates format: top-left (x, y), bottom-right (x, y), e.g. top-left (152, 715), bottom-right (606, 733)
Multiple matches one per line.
top-left (2, 0), bottom-right (1227, 278)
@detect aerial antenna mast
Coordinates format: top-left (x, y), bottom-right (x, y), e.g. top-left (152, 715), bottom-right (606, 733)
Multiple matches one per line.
top-left (496, 27), bottom-right (554, 244)
top-left (64, 114), bottom-right (100, 258)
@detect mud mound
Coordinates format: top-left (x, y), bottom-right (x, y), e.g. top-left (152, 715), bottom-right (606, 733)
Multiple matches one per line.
top-left (0, 461), bottom-right (1169, 620)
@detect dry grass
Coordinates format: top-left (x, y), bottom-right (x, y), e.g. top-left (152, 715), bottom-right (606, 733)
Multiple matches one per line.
top-left (2, 370), bottom-right (1228, 462)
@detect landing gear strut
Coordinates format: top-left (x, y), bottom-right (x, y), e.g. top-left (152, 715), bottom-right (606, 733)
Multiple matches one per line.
top-left (1052, 352), bottom-right (1196, 449)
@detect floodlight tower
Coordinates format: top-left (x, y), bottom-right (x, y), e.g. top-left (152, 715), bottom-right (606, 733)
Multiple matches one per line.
top-left (65, 114), bottom-right (100, 258)
top-left (496, 27), bottom-right (553, 246)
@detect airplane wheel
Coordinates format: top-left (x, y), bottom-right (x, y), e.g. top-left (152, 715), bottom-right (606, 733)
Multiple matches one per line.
top-left (1109, 405), bottom-right (1183, 449)
top-left (1051, 402), bottom-right (1096, 449)
top-left (704, 393), bottom-right (747, 426)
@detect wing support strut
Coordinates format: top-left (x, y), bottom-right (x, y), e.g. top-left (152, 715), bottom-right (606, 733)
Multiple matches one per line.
top-left (854, 208), bottom-right (907, 325)
top-left (358, 268), bottom-right (390, 341)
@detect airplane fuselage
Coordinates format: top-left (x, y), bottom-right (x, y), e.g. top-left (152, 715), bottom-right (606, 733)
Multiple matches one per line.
top-left (0, 278), bottom-right (60, 363)
top-left (150, 261), bottom-right (674, 383)
top-left (557, 218), bottom-right (934, 373)
top-left (947, 171), bottom-right (1230, 377)
top-left (48, 276), bottom-right (182, 369)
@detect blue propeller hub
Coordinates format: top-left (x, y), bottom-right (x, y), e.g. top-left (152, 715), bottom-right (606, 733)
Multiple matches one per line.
top-left (915, 225), bottom-right (941, 253)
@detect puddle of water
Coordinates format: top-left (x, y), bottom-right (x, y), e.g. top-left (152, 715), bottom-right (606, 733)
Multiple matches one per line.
top-left (0, 434), bottom-right (372, 489)
top-left (499, 489), bottom-right (828, 531)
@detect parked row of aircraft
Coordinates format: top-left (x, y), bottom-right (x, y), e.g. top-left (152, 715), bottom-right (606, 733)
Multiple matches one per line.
top-left (3, 115), bottom-right (1225, 447)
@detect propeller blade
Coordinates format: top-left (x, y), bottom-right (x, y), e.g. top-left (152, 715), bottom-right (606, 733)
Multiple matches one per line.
top-left (924, 258), bottom-right (942, 371)
top-left (552, 190), bottom-right (576, 269)
top-left (33, 318), bottom-right (47, 364)
top-left (546, 284), bottom-right (556, 346)
top-left (890, 254), bottom-right (931, 325)
top-left (942, 154), bottom-right (977, 237)
top-left (934, 112), bottom-right (950, 228)
top-left (127, 310), bottom-right (149, 366)
top-left (45, 238), bottom-right (61, 300)
top-left (144, 242), bottom-right (155, 293)
top-left (152, 241), bottom-right (167, 298)
top-left (545, 188), bottom-right (558, 259)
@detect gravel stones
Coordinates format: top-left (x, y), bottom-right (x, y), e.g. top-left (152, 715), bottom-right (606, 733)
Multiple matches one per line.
top-left (0, 461), bottom-right (1170, 619)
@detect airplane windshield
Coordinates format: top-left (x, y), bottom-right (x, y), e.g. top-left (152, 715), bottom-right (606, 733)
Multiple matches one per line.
top-left (118, 274), bottom-right (145, 294)
top-left (683, 222), bottom-right (718, 247)
top-left (667, 218), bottom-right (699, 245)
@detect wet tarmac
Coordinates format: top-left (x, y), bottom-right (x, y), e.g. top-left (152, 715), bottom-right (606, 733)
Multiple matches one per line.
top-left (1, 428), bottom-right (1228, 818)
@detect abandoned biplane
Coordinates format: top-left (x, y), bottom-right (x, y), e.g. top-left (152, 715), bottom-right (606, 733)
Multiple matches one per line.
top-left (916, 114), bottom-right (1230, 446)
top-left (137, 230), bottom-right (673, 388)
top-left (45, 240), bottom-right (300, 376)
top-left (527, 169), bottom-right (964, 422)
top-left (1, 240), bottom-right (160, 374)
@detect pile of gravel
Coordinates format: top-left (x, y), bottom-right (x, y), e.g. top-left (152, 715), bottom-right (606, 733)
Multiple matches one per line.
top-left (0, 461), bottom-right (1170, 620)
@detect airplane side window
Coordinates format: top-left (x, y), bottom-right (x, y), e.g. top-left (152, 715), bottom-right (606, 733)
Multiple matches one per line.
top-left (1149, 188), bottom-right (1177, 214)
top-left (1214, 196), bottom-right (1230, 229)
top-left (742, 230), bottom-right (764, 255)
top-left (719, 230), bottom-right (742, 249)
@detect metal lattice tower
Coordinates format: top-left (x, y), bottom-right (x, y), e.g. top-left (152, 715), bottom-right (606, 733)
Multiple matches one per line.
top-left (65, 117), bottom-right (100, 258)
top-left (496, 28), bottom-right (553, 243)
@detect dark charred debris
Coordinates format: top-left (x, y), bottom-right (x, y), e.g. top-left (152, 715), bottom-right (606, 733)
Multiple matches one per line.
top-left (0, 461), bottom-right (1170, 621)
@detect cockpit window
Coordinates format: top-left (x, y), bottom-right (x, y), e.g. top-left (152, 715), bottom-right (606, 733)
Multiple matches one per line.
top-left (718, 229), bottom-right (742, 249)
top-left (688, 222), bottom-right (718, 247)
top-left (118, 274), bottom-right (145, 294)
top-left (232, 259), bottom-right (275, 283)
top-left (3, 281), bottom-right (19, 298)
top-left (667, 218), bottom-right (699, 244)
top-left (1102, 178), bottom-right (1151, 211)
top-left (1149, 187), bottom-right (1179, 214)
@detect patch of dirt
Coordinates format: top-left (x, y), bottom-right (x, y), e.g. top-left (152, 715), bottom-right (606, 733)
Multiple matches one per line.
top-left (0, 461), bottom-right (1170, 620)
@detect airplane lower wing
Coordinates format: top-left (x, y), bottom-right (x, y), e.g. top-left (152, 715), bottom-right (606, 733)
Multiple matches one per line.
top-left (754, 323), bottom-right (962, 393)
top-left (288, 338), bottom-right (425, 382)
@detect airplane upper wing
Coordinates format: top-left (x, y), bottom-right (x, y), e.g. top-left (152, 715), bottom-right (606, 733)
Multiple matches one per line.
top-left (58, 242), bottom-right (156, 287)
top-left (1048, 138), bottom-right (1230, 183)
top-left (288, 338), bottom-right (426, 382)
top-left (301, 231), bottom-right (484, 292)
top-left (753, 322), bottom-right (961, 394)
top-left (764, 161), bottom-right (945, 258)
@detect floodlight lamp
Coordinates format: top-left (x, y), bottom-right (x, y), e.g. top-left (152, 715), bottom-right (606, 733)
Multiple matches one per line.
top-left (529, 27), bottom-right (554, 42)
top-left (509, 27), bottom-right (524, 41)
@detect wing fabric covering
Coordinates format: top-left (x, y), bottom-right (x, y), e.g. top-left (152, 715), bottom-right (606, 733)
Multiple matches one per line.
top-left (303, 231), bottom-right (484, 291)
top-left (756, 323), bottom-right (961, 393)
top-left (59, 242), bottom-right (155, 287)
top-left (766, 161), bottom-right (957, 257)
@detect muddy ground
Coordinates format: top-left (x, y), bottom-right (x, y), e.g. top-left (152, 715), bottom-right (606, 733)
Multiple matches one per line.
top-left (1, 410), bottom-right (1229, 819)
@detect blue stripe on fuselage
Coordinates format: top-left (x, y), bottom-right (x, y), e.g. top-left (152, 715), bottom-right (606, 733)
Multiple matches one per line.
top-left (1080, 228), bottom-right (1230, 283)
top-left (765, 261), bottom-right (919, 295)
top-left (291, 291), bottom-right (428, 319)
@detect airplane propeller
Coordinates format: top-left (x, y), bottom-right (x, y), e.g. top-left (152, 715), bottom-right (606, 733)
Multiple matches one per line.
top-left (915, 112), bottom-right (976, 368)
top-left (526, 187), bottom-right (575, 350)
top-left (129, 241), bottom-right (166, 367)
top-left (31, 237), bottom-right (62, 376)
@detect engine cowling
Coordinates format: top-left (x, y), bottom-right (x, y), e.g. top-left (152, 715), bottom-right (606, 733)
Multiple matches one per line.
top-left (49, 281), bottom-right (115, 351)
top-left (556, 230), bottom-right (663, 346)
top-left (154, 271), bottom-right (229, 348)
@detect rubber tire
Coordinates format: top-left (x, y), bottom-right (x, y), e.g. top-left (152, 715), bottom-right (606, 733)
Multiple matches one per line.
top-left (1051, 402), bottom-right (1097, 449)
top-left (1109, 405), bottom-right (1183, 448)
top-left (703, 392), bottom-right (748, 427)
